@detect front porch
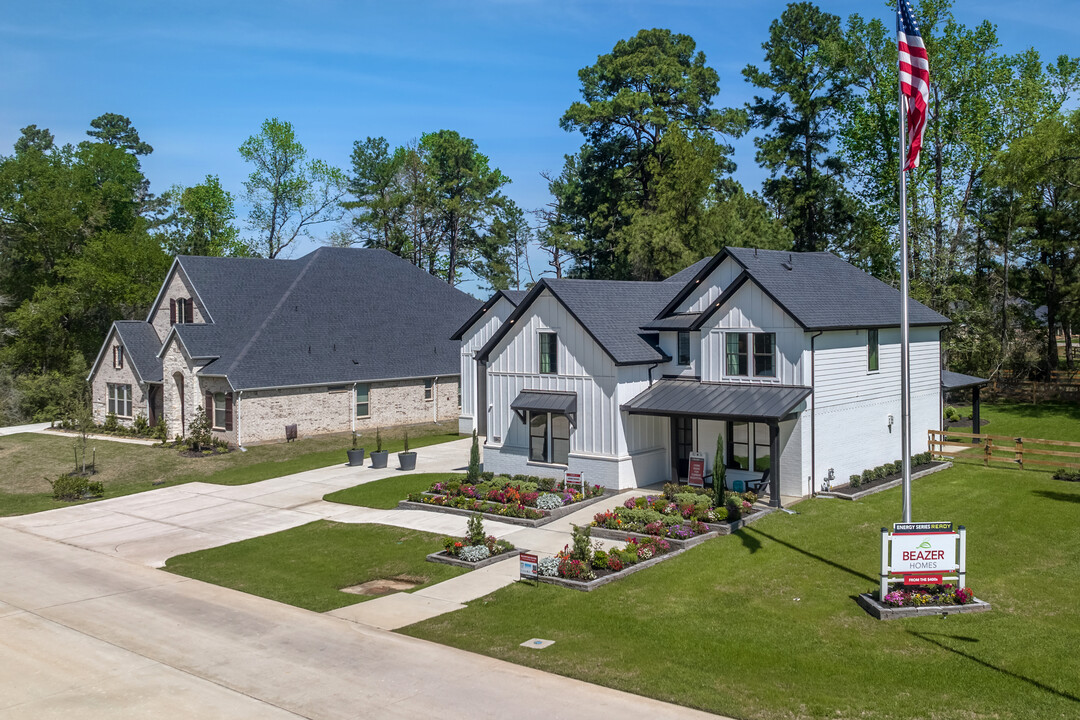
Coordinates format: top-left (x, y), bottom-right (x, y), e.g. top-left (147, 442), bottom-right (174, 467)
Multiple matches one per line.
top-left (621, 378), bottom-right (812, 507)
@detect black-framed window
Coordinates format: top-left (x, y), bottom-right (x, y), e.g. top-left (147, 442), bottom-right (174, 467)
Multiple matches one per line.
top-left (728, 421), bottom-right (750, 470)
top-left (107, 383), bottom-right (132, 418)
top-left (754, 333), bottom-right (776, 377)
top-left (355, 383), bottom-right (370, 417)
top-left (754, 422), bottom-right (771, 472)
top-left (725, 332), bottom-right (749, 376)
top-left (539, 332), bottom-right (557, 374)
top-left (677, 331), bottom-right (691, 365)
top-left (868, 329), bottom-right (879, 371)
top-left (529, 411), bottom-right (570, 465)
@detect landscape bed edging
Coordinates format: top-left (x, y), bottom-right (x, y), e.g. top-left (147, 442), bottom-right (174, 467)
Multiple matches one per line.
top-left (398, 489), bottom-right (615, 528)
top-left (534, 546), bottom-right (692, 592)
top-left (818, 462), bottom-right (952, 501)
top-left (426, 549), bottom-right (521, 570)
top-left (856, 592), bottom-right (991, 620)
top-left (590, 506), bottom-right (776, 548)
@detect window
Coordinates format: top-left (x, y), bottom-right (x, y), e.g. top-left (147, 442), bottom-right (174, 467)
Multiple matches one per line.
top-left (729, 421), bottom-right (750, 470)
top-left (753, 333), bottom-right (776, 377)
top-left (112, 345), bottom-right (124, 369)
top-left (355, 384), bottom-right (369, 417)
top-left (725, 332), bottom-right (748, 376)
top-left (868, 329), bottom-right (879, 372)
top-left (424, 378), bottom-right (434, 401)
top-left (529, 411), bottom-right (571, 465)
top-left (213, 392), bottom-right (227, 429)
top-left (754, 422), bottom-right (771, 472)
top-left (107, 383), bottom-right (132, 418)
top-left (677, 331), bottom-right (691, 365)
top-left (539, 332), bottom-right (557, 374)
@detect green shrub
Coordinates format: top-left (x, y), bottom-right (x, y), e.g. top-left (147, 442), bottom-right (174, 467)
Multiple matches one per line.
top-left (527, 475), bottom-right (541, 485)
top-left (874, 466), bottom-right (887, 481)
top-left (132, 413), bottom-right (149, 435)
top-left (480, 471), bottom-right (495, 483)
top-left (467, 430), bottom-right (480, 482)
top-left (619, 507), bottom-right (664, 525)
top-left (944, 405), bottom-right (958, 421)
top-left (185, 405), bottom-right (212, 452)
top-left (153, 417), bottom-right (167, 441)
top-left (849, 474), bottom-right (862, 488)
top-left (592, 549), bottom-right (608, 569)
top-left (507, 480), bottom-right (538, 494)
top-left (861, 468), bottom-right (874, 484)
top-left (569, 524), bottom-right (592, 563)
top-left (511, 474), bottom-right (528, 484)
top-left (712, 506), bottom-right (729, 522)
top-left (49, 474), bottom-right (104, 501)
top-left (537, 476), bottom-right (556, 492)
top-left (103, 412), bottom-right (119, 432)
top-left (1053, 468), bottom-right (1080, 482)
top-left (466, 513), bottom-right (486, 546)
top-left (742, 491), bottom-right (758, 505)
top-left (446, 480), bottom-right (461, 495)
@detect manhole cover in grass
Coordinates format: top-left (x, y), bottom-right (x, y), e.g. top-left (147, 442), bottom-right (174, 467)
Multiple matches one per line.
top-left (341, 576), bottom-right (424, 596)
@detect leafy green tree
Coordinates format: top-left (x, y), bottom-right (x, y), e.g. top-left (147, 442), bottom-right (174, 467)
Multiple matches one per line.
top-left (239, 118), bottom-right (347, 258)
top-left (162, 175), bottom-right (247, 257)
top-left (743, 2), bottom-right (855, 254)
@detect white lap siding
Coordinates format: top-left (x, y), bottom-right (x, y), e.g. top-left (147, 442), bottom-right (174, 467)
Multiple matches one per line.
top-left (484, 291), bottom-right (621, 484)
top-left (811, 326), bottom-right (941, 487)
top-left (459, 297), bottom-right (515, 434)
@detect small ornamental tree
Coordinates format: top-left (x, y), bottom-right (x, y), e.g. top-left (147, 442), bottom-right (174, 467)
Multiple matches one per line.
top-left (713, 434), bottom-right (726, 509)
top-left (466, 512), bottom-right (486, 546)
top-left (187, 405), bottom-right (213, 452)
top-left (467, 429), bottom-right (481, 482)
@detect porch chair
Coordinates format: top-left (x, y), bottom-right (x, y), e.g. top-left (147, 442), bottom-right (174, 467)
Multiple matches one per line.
top-left (745, 469), bottom-right (770, 496)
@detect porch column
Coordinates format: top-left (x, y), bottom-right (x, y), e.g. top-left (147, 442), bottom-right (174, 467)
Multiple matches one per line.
top-left (971, 386), bottom-right (981, 443)
top-left (769, 421), bottom-right (781, 508)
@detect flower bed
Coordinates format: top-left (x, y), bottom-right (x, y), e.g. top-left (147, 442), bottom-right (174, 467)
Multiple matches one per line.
top-left (589, 484), bottom-right (761, 541)
top-left (401, 473), bottom-right (611, 527)
top-left (427, 513), bottom-right (520, 569)
top-left (528, 525), bottom-right (686, 591)
top-left (857, 584), bottom-right (990, 620)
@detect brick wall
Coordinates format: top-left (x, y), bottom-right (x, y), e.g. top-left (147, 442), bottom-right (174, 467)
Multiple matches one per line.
top-left (161, 336), bottom-right (199, 440)
top-left (198, 376), bottom-right (238, 446)
top-left (150, 268), bottom-right (206, 343)
top-left (89, 330), bottom-right (147, 426)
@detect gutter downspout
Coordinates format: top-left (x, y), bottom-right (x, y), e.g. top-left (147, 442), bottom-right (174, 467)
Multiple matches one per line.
top-left (647, 363), bottom-right (659, 387)
top-left (351, 383), bottom-right (357, 436)
top-left (236, 390), bottom-right (243, 449)
top-left (810, 331), bottom-right (823, 496)
top-left (432, 376), bottom-right (439, 423)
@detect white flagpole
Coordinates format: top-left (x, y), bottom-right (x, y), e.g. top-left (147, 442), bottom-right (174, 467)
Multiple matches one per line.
top-left (898, 79), bottom-right (912, 523)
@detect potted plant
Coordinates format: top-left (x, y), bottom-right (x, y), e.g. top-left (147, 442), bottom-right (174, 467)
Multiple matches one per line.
top-left (369, 427), bottom-right (388, 468)
top-left (346, 431), bottom-right (365, 467)
top-left (398, 429), bottom-right (417, 471)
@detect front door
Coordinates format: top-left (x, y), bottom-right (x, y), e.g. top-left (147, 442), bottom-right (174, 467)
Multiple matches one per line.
top-left (673, 417), bottom-right (693, 481)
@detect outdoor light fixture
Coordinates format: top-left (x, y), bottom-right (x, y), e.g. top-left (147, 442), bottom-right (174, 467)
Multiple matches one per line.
top-left (888, 414), bottom-right (894, 432)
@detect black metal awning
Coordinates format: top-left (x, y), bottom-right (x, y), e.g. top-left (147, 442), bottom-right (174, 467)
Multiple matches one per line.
top-left (511, 390), bottom-right (577, 427)
top-left (941, 370), bottom-right (989, 390)
top-left (621, 378), bottom-right (811, 422)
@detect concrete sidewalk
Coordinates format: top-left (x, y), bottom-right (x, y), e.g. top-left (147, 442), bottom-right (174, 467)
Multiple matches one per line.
top-left (0, 525), bottom-right (725, 720)
top-left (0, 421), bottom-right (50, 437)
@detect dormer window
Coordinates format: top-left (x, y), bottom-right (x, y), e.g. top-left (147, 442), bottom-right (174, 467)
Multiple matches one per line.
top-left (170, 298), bottom-right (194, 325)
top-left (112, 345), bottom-right (124, 369)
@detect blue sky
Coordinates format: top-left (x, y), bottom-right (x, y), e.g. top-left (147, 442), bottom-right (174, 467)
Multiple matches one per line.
top-left (1, 1), bottom-right (1076, 295)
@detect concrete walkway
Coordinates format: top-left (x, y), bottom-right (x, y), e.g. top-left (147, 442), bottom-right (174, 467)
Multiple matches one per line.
top-left (0, 525), bottom-right (727, 720)
top-left (35, 428), bottom-right (161, 445)
top-left (0, 421), bottom-right (50, 437)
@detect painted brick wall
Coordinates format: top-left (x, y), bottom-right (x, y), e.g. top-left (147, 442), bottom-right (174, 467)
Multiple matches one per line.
top-left (89, 331), bottom-right (147, 426)
top-left (150, 269), bottom-right (206, 343)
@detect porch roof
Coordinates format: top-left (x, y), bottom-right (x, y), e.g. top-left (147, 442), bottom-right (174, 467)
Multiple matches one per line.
top-left (941, 370), bottom-right (989, 390)
top-left (621, 378), bottom-right (811, 422)
top-left (510, 390), bottom-right (578, 426)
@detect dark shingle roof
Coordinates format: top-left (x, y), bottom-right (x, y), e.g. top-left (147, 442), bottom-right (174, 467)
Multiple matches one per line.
top-left (663, 257), bottom-right (710, 285)
top-left (941, 370), bottom-right (988, 390)
top-left (719, 247), bottom-right (950, 329)
top-left (114, 321), bottom-right (164, 383)
top-left (450, 289), bottom-right (528, 341)
top-left (622, 378), bottom-right (812, 421)
top-left (169, 248), bottom-right (479, 390)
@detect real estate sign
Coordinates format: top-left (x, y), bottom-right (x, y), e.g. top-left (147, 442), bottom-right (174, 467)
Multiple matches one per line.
top-left (520, 552), bottom-right (538, 580)
top-left (564, 471), bottom-right (584, 494)
top-left (688, 452), bottom-right (706, 488)
top-left (880, 521), bottom-right (967, 598)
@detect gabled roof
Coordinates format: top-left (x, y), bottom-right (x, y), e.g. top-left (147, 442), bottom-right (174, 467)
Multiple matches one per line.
top-left (662, 257), bottom-right (711, 285)
top-left (450, 289), bottom-right (527, 341)
top-left (476, 278), bottom-right (679, 366)
top-left (661, 247), bottom-right (950, 330)
top-left (115, 321), bottom-right (164, 383)
top-left (175, 247), bottom-right (480, 390)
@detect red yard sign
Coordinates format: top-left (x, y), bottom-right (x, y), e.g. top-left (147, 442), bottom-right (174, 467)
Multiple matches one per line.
top-left (688, 452), bottom-right (706, 488)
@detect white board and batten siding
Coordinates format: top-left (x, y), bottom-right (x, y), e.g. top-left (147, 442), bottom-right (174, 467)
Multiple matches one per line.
top-left (699, 280), bottom-right (805, 386)
top-left (675, 256), bottom-right (742, 313)
top-left (459, 296), bottom-right (515, 434)
top-left (811, 325), bottom-right (941, 488)
top-left (484, 291), bottom-right (624, 484)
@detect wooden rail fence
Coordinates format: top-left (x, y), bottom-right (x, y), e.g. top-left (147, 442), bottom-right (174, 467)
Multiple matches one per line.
top-left (928, 429), bottom-right (1080, 470)
top-left (986, 377), bottom-right (1080, 403)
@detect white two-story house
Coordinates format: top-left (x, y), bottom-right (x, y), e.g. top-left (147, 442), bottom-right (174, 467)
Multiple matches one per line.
top-left (457, 247), bottom-right (951, 505)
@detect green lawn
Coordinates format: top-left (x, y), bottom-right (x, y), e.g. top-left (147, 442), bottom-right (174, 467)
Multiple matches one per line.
top-left (943, 401), bottom-right (1080, 471)
top-left (403, 437), bottom-right (1080, 718)
top-left (0, 422), bottom-right (460, 516)
top-left (164, 521), bottom-right (464, 612)
top-left (324, 472), bottom-right (465, 509)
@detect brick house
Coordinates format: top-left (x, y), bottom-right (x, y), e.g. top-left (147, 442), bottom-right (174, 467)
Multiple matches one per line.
top-left (88, 247), bottom-right (480, 444)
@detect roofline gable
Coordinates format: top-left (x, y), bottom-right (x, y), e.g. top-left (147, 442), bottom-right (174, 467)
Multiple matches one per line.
top-left (689, 270), bottom-right (808, 331)
top-left (450, 290), bottom-right (517, 341)
top-left (156, 325), bottom-right (220, 365)
top-left (87, 324), bottom-right (122, 382)
top-left (654, 249), bottom-right (734, 319)
top-left (144, 257), bottom-right (216, 325)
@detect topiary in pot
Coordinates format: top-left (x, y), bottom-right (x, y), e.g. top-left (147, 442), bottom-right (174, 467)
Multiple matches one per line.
top-left (370, 427), bottom-right (388, 468)
top-left (398, 429), bottom-right (417, 471)
top-left (346, 431), bottom-right (365, 467)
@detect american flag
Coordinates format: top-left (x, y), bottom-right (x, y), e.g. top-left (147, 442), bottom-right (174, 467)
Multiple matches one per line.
top-left (897, 0), bottom-right (929, 171)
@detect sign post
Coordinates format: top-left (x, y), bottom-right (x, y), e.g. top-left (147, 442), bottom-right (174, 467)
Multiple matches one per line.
top-left (880, 522), bottom-right (967, 598)
top-left (564, 471), bottom-right (584, 495)
top-left (687, 451), bottom-right (706, 488)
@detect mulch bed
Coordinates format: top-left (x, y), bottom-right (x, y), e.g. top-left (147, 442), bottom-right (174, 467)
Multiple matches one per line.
top-left (426, 549), bottom-right (522, 570)
top-left (944, 417), bottom-right (989, 430)
top-left (591, 506), bottom-right (776, 548)
top-left (535, 547), bottom-right (692, 592)
top-left (398, 489), bottom-right (615, 528)
top-left (856, 592), bottom-right (991, 620)
top-left (823, 461), bottom-right (949, 498)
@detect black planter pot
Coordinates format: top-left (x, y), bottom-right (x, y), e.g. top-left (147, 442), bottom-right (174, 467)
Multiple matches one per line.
top-left (398, 451), bottom-right (417, 471)
top-left (370, 451), bottom-right (389, 469)
top-left (346, 449), bottom-right (365, 467)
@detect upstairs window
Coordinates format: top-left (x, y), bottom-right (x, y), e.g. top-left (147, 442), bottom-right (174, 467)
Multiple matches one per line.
top-left (677, 331), bottom-right (691, 366)
top-left (355, 384), bottom-right (370, 417)
top-left (112, 345), bottom-right (124, 369)
top-left (539, 332), bottom-right (557, 374)
top-left (725, 332), bottom-right (749, 376)
top-left (753, 333), bottom-right (776, 377)
top-left (867, 329), bottom-right (879, 372)
top-left (170, 297), bottom-right (194, 325)
top-left (424, 378), bottom-right (434, 401)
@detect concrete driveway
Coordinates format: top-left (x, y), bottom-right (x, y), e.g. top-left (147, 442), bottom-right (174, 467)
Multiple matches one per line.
top-left (0, 438), bottom-right (477, 567)
top-left (0, 525), bottom-right (724, 719)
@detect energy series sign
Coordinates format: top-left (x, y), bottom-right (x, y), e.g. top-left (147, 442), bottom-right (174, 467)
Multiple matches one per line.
top-left (879, 521), bottom-right (968, 598)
